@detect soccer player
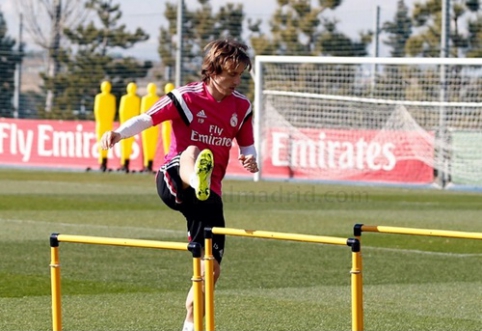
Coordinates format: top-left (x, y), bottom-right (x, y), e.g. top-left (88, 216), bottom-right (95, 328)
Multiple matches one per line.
top-left (100, 39), bottom-right (258, 331)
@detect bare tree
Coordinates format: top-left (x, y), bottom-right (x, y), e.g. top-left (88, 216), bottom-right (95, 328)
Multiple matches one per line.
top-left (15, 0), bottom-right (89, 111)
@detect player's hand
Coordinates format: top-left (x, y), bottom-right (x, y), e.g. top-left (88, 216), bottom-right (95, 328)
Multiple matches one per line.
top-left (100, 131), bottom-right (122, 150)
top-left (238, 154), bottom-right (259, 173)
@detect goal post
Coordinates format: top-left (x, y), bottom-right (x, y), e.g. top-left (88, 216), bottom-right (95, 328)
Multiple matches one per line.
top-left (253, 56), bottom-right (482, 189)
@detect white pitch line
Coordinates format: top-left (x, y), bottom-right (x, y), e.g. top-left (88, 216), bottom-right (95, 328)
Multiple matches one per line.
top-left (0, 218), bottom-right (186, 235)
top-left (1, 218), bottom-right (481, 257)
top-left (361, 245), bottom-right (482, 258)
top-left (226, 231), bottom-right (482, 258)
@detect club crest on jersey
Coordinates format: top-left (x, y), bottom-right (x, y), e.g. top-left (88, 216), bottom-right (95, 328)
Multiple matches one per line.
top-left (230, 113), bottom-right (238, 127)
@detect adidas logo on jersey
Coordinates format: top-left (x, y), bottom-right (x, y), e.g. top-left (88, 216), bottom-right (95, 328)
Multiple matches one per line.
top-left (197, 110), bottom-right (207, 118)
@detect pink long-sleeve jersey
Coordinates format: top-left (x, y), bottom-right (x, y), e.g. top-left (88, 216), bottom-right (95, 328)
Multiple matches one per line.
top-left (146, 81), bottom-right (254, 196)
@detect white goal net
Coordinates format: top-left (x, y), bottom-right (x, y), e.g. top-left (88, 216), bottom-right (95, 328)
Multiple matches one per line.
top-left (253, 56), bottom-right (482, 189)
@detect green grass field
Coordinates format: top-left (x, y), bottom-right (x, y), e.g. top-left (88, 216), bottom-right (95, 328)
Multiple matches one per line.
top-left (1, 169), bottom-right (481, 331)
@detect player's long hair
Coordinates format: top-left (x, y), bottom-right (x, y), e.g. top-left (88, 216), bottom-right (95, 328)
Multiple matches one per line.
top-left (201, 39), bottom-right (252, 82)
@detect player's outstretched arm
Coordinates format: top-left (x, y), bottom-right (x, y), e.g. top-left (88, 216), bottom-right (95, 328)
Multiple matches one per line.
top-left (100, 131), bottom-right (122, 150)
top-left (238, 144), bottom-right (258, 173)
top-left (238, 154), bottom-right (259, 173)
top-left (101, 113), bottom-right (154, 150)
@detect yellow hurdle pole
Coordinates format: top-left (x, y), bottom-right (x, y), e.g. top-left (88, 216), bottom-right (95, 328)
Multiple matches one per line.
top-left (353, 224), bottom-right (364, 279)
top-left (56, 234), bottom-right (189, 250)
top-left (347, 239), bottom-right (363, 331)
top-left (212, 227), bottom-right (360, 330)
top-left (360, 224), bottom-right (482, 240)
top-left (50, 234), bottom-right (62, 331)
top-left (211, 227), bottom-right (348, 246)
top-left (189, 243), bottom-right (204, 331)
top-left (51, 234), bottom-right (189, 331)
top-left (204, 229), bottom-right (216, 331)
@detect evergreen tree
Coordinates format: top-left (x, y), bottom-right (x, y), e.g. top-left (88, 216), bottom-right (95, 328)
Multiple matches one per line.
top-left (318, 18), bottom-right (371, 56)
top-left (382, 0), bottom-right (413, 57)
top-left (0, 9), bottom-right (23, 118)
top-left (465, 0), bottom-right (482, 57)
top-left (158, 1), bottom-right (248, 91)
top-left (247, 0), bottom-right (371, 57)
top-left (158, 2), bottom-right (177, 82)
top-left (405, 0), bottom-right (480, 57)
top-left (246, 0), bottom-right (371, 101)
top-left (42, 0), bottom-right (151, 119)
top-left (401, 0), bottom-right (482, 103)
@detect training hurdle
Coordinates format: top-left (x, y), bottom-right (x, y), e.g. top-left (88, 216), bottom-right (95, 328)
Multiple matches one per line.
top-left (49, 234), bottom-right (204, 331)
top-left (353, 224), bottom-right (482, 329)
top-left (203, 227), bottom-right (364, 331)
top-left (353, 224), bottom-right (482, 241)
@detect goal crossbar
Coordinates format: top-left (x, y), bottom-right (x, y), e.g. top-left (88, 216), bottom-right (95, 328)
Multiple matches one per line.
top-left (254, 56), bottom-right (482, 188)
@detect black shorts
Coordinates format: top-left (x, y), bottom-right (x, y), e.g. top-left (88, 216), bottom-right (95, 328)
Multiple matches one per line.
top-left (156, 155), bottom-right (225, 263)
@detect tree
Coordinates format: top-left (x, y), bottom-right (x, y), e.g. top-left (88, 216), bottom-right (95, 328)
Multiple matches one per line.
top-left (246, 0), bottom-right (371, 102)
top-left (247, 0), bottom-right (371, 57)
top-left (382, 0), bottom-right (412, 57)
top-left (158, 1), bottom-right (249, 91)
top-left (41, 0), bottom-right (152, 118)
top-left (0, 8), bottom-right (23, 118)
top-left (318, 18), bottom-right (372, 56)
top-left (158, 2), bottom-right (177, 82)
top-left (15, 0), bottom-right (89, 112)
top-left (465, 0), bottom-right (482, 57)
top-left (405, 0), bottom-right (481, 57)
